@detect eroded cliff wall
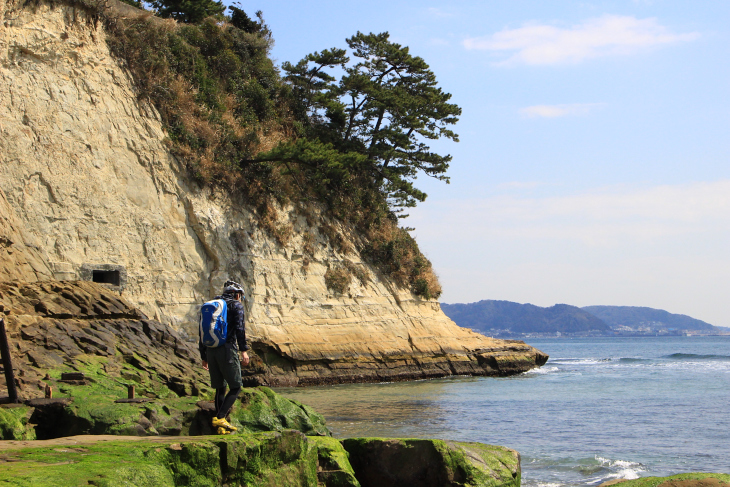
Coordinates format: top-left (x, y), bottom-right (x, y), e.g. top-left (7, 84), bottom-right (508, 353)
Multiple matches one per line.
top-left (0, 0), bottom-right (547, 385)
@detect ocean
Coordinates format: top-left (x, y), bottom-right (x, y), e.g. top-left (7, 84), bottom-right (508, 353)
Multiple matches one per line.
top-left (276, 336), bottom-right (730, 486)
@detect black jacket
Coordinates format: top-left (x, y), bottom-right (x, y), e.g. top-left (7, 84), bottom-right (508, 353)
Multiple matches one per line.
top-left (199, 293), bottom-right (249, 361)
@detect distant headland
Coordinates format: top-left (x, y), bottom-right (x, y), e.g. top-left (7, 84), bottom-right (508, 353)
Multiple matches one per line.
top-left (441, 300), bottom-right (730, 338)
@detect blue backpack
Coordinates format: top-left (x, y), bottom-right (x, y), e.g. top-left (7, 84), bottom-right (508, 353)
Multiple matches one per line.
top-left (199, 299), bottom-right (228, 347)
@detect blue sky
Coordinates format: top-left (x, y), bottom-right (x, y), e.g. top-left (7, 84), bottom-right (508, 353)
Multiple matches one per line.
top-left (234, 1), bottom-right (730, 326)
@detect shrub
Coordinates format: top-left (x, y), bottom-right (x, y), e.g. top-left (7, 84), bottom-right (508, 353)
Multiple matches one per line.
top-left (363, 222), bottom-right (442, 300)
top-left (324, 266), bottom-right (351, 295)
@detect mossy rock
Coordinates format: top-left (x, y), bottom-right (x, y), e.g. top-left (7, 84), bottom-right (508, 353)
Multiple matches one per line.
top-left (444, 441), bottom-right (521, 487)
top-left (231, 387), bottom-right (330, 436)
top-left (341, 438), bottom-right (519, 487)
top-left (601, 473), bottom-right (730, 487)
top-left (0, 406), bottom-right (36, 441)
top-left (0, 431), bottom-right (331, 487)
top-left (1, 362), bottom-right (330, 439)
top-left (309, 436), bottom-right (361, 487)
top-left (0, 432), bottom-right (521, 487)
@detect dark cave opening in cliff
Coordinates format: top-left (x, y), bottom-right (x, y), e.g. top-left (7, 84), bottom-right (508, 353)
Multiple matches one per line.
top-left (92, 269), bottom-right (121, 286)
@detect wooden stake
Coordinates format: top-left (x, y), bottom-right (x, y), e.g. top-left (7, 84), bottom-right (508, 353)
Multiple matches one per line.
top-left (45, 385), bottom-right (52, 399)
top-left (127, 385), bottom-right (135, 399)
top-left (0, 318), bottom-right (19, 403)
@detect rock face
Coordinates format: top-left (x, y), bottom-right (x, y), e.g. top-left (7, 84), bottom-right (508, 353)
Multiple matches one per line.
top-left (0, 0), bottom-right (547, 386)
top-left (0, 280), bottom-right (205, 398)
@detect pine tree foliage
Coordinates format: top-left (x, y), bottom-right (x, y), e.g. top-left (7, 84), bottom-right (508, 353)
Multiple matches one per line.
top-left (279, 32), bottom-right (462, 212)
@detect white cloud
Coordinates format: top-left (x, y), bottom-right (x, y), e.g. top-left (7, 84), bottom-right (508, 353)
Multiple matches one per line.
top-left (463, 15), bottom-right (699, 65)
top-left (496, 181), bottom-right (547, 190)
top-left (413, 180), bottom-right (730, 246)
top-left (520, 103), bottom-right (606, 118)
top-left (427, 7), bottom-right (455, 19)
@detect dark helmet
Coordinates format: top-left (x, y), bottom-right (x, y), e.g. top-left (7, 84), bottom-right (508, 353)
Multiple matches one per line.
top-left (223, 280), bottom-right (245, 298)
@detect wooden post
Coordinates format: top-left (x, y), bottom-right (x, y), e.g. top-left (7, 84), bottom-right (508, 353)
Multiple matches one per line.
top-left (127, 385), bottom-right (135, 399)
top-left (45, 385), bottom-right (52, 399)
top-left (0, 317), bottom-right (19, 403)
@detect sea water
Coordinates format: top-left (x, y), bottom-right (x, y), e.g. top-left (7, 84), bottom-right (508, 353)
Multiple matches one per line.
top-left (276, 336), bottom-right (730, 486)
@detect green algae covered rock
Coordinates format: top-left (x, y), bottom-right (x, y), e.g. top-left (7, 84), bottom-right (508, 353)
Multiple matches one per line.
top-left (0, 432), bottom-right (521, 487)
top-left (0, 431), bottom-right (350, 487)
top-left (600, 473), bottom-right (730, 487)
top-left (232, 387), bottom-right (329, 436)
top-left (0, 406), bottom-right (36, 441)
top-left (0, 361), bottom-right (330, 439)
top-left (341, 438), bottom-right (520, 487)
top-left (446, 441), bottom-right (522, 487)
top-left (310, 436), bottom-right (361, 487)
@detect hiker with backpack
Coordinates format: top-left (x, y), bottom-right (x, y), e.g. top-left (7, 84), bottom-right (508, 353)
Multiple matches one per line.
top-left (198, 280), bottom-right (250, 434)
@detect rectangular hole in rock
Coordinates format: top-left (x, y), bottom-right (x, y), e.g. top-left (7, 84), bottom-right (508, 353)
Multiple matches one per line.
top-left (92, 270), bottom-right (120, 286)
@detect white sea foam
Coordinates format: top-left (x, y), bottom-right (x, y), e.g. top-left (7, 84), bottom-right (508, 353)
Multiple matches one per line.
top-left (549, 358), bottom-right (610, 366)
top-left (595, 456), bottom-right (646, 480)
top-left (524, 366), bottom-right (559, 375)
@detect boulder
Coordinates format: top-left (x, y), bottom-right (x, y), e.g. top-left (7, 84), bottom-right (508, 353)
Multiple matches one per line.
top-left (342, 438), bottom-right (521, 487)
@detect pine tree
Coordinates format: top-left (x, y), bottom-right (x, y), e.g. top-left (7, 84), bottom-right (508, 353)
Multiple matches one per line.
top-left (280, 32), bottom-right (461, 211)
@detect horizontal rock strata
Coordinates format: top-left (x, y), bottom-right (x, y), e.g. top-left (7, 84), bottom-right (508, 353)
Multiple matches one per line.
top-left (0, 0), bottom-right (547, 386)
top-left (0, 280), bottom-right (205, 398)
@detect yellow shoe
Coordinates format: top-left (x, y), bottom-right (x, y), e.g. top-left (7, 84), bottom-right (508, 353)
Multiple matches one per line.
top-left (212, 416), bottom-right (238, 432)
top-left (217, 427), bottom-right (231, 435)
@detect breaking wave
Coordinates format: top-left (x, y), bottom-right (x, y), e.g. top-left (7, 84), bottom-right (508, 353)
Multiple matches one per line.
top-left (594, 456), bottom-right (646, 481)
top-left (523, 366), bottom-right (559, 375)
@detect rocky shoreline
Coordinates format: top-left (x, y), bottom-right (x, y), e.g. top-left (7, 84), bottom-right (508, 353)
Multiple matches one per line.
top-left (0, 281), bottom-right (525, 486)
top-left (0, 280), bottom-right (546, 395)
top-left (0, 282), bottom-right (723, 486)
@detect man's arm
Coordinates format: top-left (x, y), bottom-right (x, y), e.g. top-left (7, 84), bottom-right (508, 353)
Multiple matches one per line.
top-left (232, 300), bottom-right (250, 366)
top-left (232, 301), bottom-right (249, 352)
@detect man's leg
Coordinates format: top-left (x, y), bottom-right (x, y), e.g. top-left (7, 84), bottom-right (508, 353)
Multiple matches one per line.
top-left (214, 386), bottom-right (227, 414)
top-left (216, 385), bottom-right (241, 419)
top-left (207, 347), bottom-right (235, 433)
top-left (212, 346), bottom-right (243, 430)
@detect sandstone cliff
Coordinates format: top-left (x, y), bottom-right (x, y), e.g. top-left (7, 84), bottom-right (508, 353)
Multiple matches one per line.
top-left (0, 0), bottom-right (547, 386)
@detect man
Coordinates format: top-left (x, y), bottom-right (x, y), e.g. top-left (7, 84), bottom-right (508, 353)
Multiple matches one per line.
top-left (199, 280), bottom-right (250, 434)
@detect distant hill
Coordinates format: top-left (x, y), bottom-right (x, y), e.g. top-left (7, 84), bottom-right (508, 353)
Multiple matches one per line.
top-left (582, 306), bottom-right (715, 331)
top-left (441, 300), bottom-right (611, 335)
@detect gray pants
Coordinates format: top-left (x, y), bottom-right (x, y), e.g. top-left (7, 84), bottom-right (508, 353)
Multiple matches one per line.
top-left (206, 345), bottom-right (242, 389)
